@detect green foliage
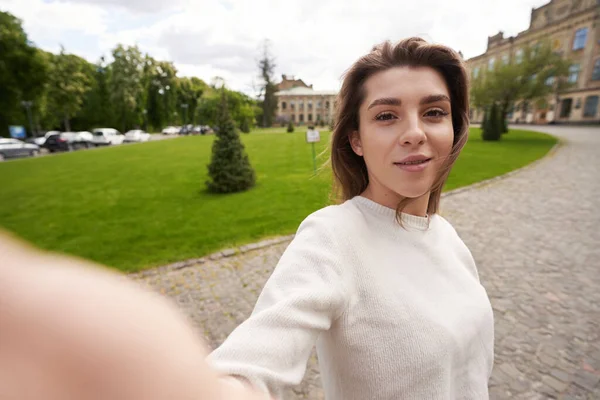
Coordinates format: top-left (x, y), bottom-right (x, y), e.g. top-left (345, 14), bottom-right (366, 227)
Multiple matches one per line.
top-left (109, 45), bottom-right (146, 132)
top-left (0, 128), bottom-right (555, 272)
top-left (0, 11), bottom-right (48, 136)
top-left (45, 48), bottom-right (93, 131)
top-left (287, 120), bottom-right (295, 133)
top-left (72, 56), bottom-right (113, 130)
top-left (482, 103), bottom-right (502, 141)
top-left (144, 59), bottom-right (179, 130)
top-left (206, 89), bottom-right (256, 193)
top-left (471, 41), bottom-right (572, 126)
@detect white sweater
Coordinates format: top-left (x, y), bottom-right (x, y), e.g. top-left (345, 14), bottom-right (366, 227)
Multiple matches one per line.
top-left (208, 196), bottom-right (494, 400)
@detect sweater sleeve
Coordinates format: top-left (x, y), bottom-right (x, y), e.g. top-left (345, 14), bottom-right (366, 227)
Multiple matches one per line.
top-left (206, 210), bottom-right (349, 399)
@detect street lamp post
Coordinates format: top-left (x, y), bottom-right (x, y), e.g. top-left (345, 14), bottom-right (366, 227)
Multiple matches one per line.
top-left (21, 101), bottom-right (35, 137)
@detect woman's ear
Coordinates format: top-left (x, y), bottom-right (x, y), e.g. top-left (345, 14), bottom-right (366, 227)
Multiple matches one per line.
top-left (349, 130), bottom-right (363, 157)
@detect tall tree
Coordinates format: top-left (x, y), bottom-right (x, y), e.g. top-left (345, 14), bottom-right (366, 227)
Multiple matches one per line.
top-left (177, 76), bottom-right (207, 125)
top-left (109, 45), bottom-right (145, 132)
top-left (257, 40), bottom-right (277, 128)
top-left (471, 41), bottom-right (571, 130)
top-left (206, 87), bottom-right (256, 193)
top-left (46, 48), bottom-right (93, 132)
top-left (144, 59), bottom-right (178, 131)
top-left (71, 56), bottom-right (112, 130)
top-left (0, 11), bottom-right (48, 136)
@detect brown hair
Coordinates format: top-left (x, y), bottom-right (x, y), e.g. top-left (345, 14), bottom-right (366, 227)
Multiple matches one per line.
top-left (330, 37), bottom-right (470, 218)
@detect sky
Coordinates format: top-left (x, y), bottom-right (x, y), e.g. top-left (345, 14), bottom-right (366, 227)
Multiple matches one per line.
top-left (1, 0), bottom-right (550, 96)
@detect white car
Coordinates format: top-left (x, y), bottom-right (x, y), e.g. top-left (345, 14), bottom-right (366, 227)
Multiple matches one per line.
top-left (123, 130), bottom-right (151, 143)
top-left (0, 138), bottom-right (40, 161)
top-left (161, 126), bottom-right (179, 135)
top-left (92, 128), bottom-right (124, 146)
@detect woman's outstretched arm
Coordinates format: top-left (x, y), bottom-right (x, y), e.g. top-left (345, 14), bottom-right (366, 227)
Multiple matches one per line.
top-left (0, 232), bottom-right (268, 400)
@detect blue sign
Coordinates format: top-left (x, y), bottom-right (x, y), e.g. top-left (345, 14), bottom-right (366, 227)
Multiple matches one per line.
top-left (9, 126), bottom-right (26, 139)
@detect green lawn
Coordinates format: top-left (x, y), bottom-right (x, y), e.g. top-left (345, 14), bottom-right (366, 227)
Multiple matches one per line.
top-left (0, 128), bottom-right (556, 272)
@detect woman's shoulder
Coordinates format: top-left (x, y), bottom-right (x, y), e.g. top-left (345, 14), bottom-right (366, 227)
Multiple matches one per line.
top-left (298, 200), bottom-right (365, 235)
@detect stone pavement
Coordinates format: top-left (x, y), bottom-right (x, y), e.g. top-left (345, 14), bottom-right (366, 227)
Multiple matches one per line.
top-left (130, 125), bottom-right (600, 399)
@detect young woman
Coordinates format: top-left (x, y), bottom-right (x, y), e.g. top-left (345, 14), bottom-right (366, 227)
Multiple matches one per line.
top-left (208, 37), bottom-right (495, 399)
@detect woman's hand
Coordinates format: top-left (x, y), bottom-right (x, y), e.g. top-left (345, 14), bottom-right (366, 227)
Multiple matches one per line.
top-left (0, 232), bottom-right (270, 400)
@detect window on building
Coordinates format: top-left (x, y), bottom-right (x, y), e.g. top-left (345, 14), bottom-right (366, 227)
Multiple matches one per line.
top-left (299, 114), bottom-right (304, 122)
top-left (299, 102), bottom-right (304, 110)
top-left (559, 98), bottom-right (572, 118)
top-left (545, 76), bottom-right (555, 86)
top-left (317, 101), bottom-right (322, 108)
top-left (281, 101), bottom-right (287, 110)
top-left (325, 101), bottom-right (330, 109)
top-left (291, 114), bottom-right (296, 122)
top-left (592, 59), bottom-right (600, 81)
top-left (308, 114), bottom-right (313, 122)
top-left (568, 64), bottom-right (580, 84)
top-left (308, 101), bottom-right (313, 110)
top-left (473, 66), bottom-right (480, 79)
top-left (488, 57), bottom-right (495, 71)
top-left (572, 28), bottom-right (588, 50)
top-left (290, 101), bottom-right (295, 110)
top-left (584, 96), bottom-right (599, 117)
top-left (501, 54), bottom-right (509, 65)
top-left (515, 49), bottom-right (524, 64)
top-left (316, 114), bottom-right (321, 121)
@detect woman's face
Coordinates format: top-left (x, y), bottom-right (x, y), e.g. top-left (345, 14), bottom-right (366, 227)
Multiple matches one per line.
top-left (350, 66), bottom-right (455, 212)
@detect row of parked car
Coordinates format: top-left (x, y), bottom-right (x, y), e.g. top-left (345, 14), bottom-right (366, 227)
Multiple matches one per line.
top-left (162, 125), bottom-right (213, 135)
top-left (0, 128), bottom-right (152, 161)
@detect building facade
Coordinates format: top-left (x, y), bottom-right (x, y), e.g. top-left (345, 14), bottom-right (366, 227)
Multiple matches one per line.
top-left (467, 0), bottom-right (600, 124)
top-left (275, 75), bottom-right (337, 126)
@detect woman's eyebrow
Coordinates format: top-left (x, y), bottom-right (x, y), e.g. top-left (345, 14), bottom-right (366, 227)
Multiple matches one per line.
top-left (420, 94), bottom-right (450, 105)
top-left (367, 97), bottom-right (401, 110)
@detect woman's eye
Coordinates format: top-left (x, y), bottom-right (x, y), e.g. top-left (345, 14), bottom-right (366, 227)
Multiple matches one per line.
top-left (424, 109), bottom-right (449, 118)
top-left (375, 112), bottom-right (396, 121)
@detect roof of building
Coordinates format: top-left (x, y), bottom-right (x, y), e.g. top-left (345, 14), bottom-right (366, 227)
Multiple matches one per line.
top-left (275, 86), bottom-right (337, 96)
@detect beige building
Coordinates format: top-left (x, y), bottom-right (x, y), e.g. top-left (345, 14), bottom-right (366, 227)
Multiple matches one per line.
top-left (467, 0), bottom-right (600, 124)
top-left (275, 75), bottom-right (337, 126)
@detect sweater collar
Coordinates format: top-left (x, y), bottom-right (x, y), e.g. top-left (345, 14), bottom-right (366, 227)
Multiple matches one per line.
top-left (351, 196), bottom-right (432, 231)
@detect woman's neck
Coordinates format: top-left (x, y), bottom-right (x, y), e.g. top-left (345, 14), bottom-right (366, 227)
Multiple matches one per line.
top-left (361, 186), bottom-right (430, 217)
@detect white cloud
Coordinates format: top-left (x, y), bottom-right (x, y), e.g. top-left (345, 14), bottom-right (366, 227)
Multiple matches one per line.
top-left (1, 0), bottom-right (550, 95)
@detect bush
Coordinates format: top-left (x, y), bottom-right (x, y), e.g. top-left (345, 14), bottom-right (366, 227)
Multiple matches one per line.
top-left (206, 89), bottom-right (256, 193)
top-left (318, 119), bottom-right (325, 128)
top-left (287, 121), bottom-right (295, 133)
top-left (240, 118), bottom-right (250, 133)
top-left (482, 103), bottom-right (502, 141)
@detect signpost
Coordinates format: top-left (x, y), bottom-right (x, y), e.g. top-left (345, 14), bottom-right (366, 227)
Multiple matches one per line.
top-left (9, 126), bottom-right (26, 139)
top-left (306, 126), bottom-right (320, 175)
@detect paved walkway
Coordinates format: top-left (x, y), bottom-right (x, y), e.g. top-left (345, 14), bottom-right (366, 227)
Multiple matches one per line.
top-left (131, 125), bottom-right (600, 399)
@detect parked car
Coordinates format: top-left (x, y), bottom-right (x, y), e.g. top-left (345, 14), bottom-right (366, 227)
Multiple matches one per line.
top-left (0, 138), bottom-right (40, 161)
top-left (92, 128), bottom-right (123, 146)
top-left (26, 131), bottom-right (60, 146)
top-left (179, 124), bottom-right (194, 135)
top-left (44, 132), bottom-right (92, 152)
top-left (123, 129), bottom-right (151, 143)
top-left (161, 126), bottom-right (179, 135)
